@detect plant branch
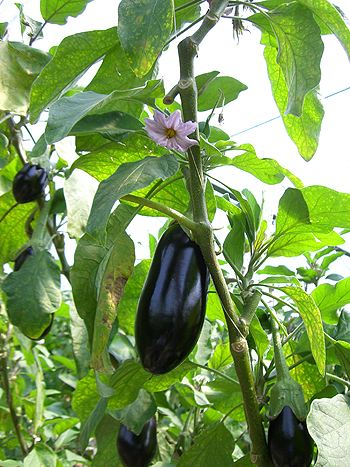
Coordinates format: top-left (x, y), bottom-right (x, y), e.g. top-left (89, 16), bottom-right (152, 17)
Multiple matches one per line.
top-left (192, 361), bottom-right (238, 384)
top-left (0, 329), bottom-right (28, 456)
top-left (326, 372), bottom-right (350, 388)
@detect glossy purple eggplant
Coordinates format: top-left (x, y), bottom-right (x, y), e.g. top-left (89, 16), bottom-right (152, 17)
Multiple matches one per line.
top-left (268, 406), bottom-right (314, 467)
top-left (12, 163), bottom-right (48, 203)
top-left (135, 224), bottom-right (209, 374)
top-left (117, 417), bottom-right (157, 467)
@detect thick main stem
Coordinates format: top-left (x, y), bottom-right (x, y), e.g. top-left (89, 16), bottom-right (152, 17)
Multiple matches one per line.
top-left (173, 2), bottom-right (271, 464)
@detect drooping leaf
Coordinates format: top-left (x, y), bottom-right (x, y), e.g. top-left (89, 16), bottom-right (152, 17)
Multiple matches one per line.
top-left (197, 75), bottom-right (247, 112)
top-left (40, 0), bottom-right (93, 24)
top-left (23, 443), bottom-right (57, 467)
top-left (86, 153), bottom-right (179, 239)
top-left (250, 315), bottom-right (270, 358)
top-left (311, 278), bottom-right (350, 324)
top-left (174, 0), bottom-right (201, 30)
top-left (93, 415), bottom-right (121, 467)
top-left (118, 0), bottom-right (173, 77)
top-left (307, 394), bottom-right (350, 466)
top-left (177, 423), bottom-right (235, 466)
top-left (69, 304), bottom-right (90, 379)
top-left (261, 32), bottom-right (324, 160)
top-left (2, 250), bottom-right (61, 339)
top-left (91, 232), bottom-right (135, 373)
top-left (29, 28), bottom-right (118, 121)
top-left (223, 219), bottom-right (245, 272)
top-left (251, 3), bottom-right (323, 116)
top-left (334, 341), bottom-right (350, 379)
top-left (79, 398), bottom-right (107, 451)
top-left (0, 41), bottom-right (50, 115)
top-left (281, 286), bottom-right (325, 375)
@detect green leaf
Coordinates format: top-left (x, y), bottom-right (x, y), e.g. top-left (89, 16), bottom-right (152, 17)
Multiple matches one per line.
top-left (334, 341), bottom-right (350, 379)
top-left (0, 192), bottom-right (35, 265)
top-left (86, 153), bottom-right (179, 239)
top-left (302, 185), bottom-right (350, 230)
top-left (307, 394), bottom-right (350, 466)
top-left (69, 305), bottom-right (90, 379)
top-left (143, 360), bottom-right (195, 392)
top-left (261, 32), bottom-right (324, 160)
top-left (72, 371), bottom-right (99, 421)
top-left (281, 286), bottom-right (325, 375)
top-left (64, 169), bottom-right (98, 239)
top-left (2, 250), bottom-right (61, 339)
top-left (117, 259), bottom-right (151, 335)
top-left (257, 265), bottom-right (295, 276)
top-left (109, 360), bottom-right (150, 409)
top-left (177, 423), bottom-right (235, 466)
top-left (203, 379), bottom-right (243, 418)
top-left (29, 28), bottom-right (118, 122)
top-left (175, 0), bottom-right (201, 30)
top-left (71, 233), bottom-right (107, 342)
top-left (275, 188), bottom-right (310, 236)
top-left (223, 221), bottom-right (245, 272)
top-left (110, 389), bottom-right (156, 435)
top-left (79, 397), bottom-right (107, 450)
top-left (23, 444), bottom-right (57, 467)
top-left (311, 278), bottom-right (350, 324)
top-left (93, 415), bottom-right (121, 467)
top-left (91, 232), bottom-right (135, 373)
top-left (118, 0), bottom-right (173, 77)
top-left (208, 342), bottom-right (232, 370)
top-left (250, 315), bottom-right (270, 358)
top-left (297, 0), bottom-right (350, 60)
top-left (0, 41), bottom-right (50, 115)
top-left (251, 3), bottom-right (323, 116)
top-left (40, 0), bottom-right (92, 24)
top-left (197, 75), bottom-right (247, 112)
top-left (175, 382), bottom-right (211, 408)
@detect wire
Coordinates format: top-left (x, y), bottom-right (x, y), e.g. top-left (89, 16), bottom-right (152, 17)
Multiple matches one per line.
top-left (230, 85), bottom-right (350, 138)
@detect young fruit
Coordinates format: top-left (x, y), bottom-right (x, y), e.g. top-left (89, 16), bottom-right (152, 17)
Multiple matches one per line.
top-left (268, 406), bottom-right (314, 467)
top-left (12, 163), bottom-right (48, 203)
top-left (117, 417), bottom-right (157, 467)
top-left (14, 246), bottom-right (34, 271)
top-left (135, 224), bottom-right (209, 374)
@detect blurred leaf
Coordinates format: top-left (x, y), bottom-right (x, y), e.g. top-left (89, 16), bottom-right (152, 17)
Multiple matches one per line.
top-left (143, 361), bottom-right (195, 392)
top-left (203, 379), bottom-right (243, 419)
top-left (334, 341), bottom-right (350, 379)
top-left (30, 28), bottom-right (118, 121)
top-left (70, 304), bottom-right (90, 379)
top-left (110, 389), bottom-right (156, 434)
top-left (72, 371), bottom-right (99, 421)
top-left (117, 259), bottom-right (150, 335)
top-left (93, 415), bottom-right (121, 466)
top-left (79, 397), bottom-right (107, 450)
top-left (23, 443), bottom-right (57, 467)
top-left (311, 278), bottom-right (350, 324)
top-left (40, 0), bottom-right (93, 24)
top-left (209, 342), bottom-right (232, 370)
top-left (0, 41), bottom-right (49, 115)
top-left (175, 382), bottom-right (211, 408)
top-left (197, 74), bottom-right (247, 112)
top-left (118, 0), bottom-right (173, 77)
top-left (3, 251), bottom-right (61, 339)
top-left (177, 423), bottom-right (235, 466)
top-left (174, 0), bottom-right (201, 30)
top-left (249, 315), bottom-right (269, 358)
top-left (91, 232), bottom-right (135, 373)
top-left (307, 394), bottom-right (350, 466)
top-left (251, 4), bottom-right (323, 116)
top-left (86, 153), bottom-right (179, 239)
top-left (281, 286), bottom-right (325, 375)
top-left (206, 291), bottom-right (224, 322)
top-left (109, 360), bottom-right (150, 409)
top-left (223, 216), bottom-right (245, 271)
top-left (257, 264), bottom-right (295, 275)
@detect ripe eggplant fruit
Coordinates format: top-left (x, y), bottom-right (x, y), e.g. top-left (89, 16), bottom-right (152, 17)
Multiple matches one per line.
top-left (14, 246), bottom-right (34, 271)
top-left (135, 224), bottom-right (209, 374)
top-left (117, 417), bottom-right (157, 467)
top-left (12, 163), bottom-right (48, 203)
top-left (268, 406), bottom-right (313, 467)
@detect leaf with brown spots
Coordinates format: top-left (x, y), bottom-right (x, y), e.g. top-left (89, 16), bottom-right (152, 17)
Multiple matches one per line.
top-left (91, 232), bottom-right (135, 373)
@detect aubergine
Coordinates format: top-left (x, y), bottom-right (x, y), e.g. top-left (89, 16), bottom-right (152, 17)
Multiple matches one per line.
top-left (135, 224), bottom-right (209, 374)
top-left (12, 163), bottom-right (48, 203)
top-left (117, 417), bottom-right (157, 467)
top-left (268, 406), bottom-right (314, 467)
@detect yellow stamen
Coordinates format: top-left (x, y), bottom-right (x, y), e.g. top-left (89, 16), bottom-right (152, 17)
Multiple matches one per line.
top-left (165, 128), bottom-right (176, 138)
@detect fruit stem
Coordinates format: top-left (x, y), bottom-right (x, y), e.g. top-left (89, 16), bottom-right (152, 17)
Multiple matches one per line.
top-left (270, 317), bottom-right (291, 382)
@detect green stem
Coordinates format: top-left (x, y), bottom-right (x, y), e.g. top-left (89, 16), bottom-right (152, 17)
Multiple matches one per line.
top-left (175, 2), bottom-right (271, 464)
top-left (270, 318), bottom-right (290, 382)
top-left (192, 361), bottom-right (238, 384)
top-left (326, 372), bottom-right (350, 388)
top-left (121, 194), bottom-right (197, 231)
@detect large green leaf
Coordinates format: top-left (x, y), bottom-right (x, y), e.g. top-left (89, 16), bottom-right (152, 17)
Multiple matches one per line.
top-left (311, 278), bottom-right (350, 324)
top-left (175, 0), bottom-right (201, 30)
top-left (93, 415), bottom-right (121, 467)
top-left (2, 250), bottom-right (61, 339)
top-left (223, 218), bottom-right (245, 272)
top-left (250, 3), bottom-right (323, 116)
top-left (40, 0), bottom-right (92, 24)
top-left (117, 259), bottom-right (151, 335)
top-left (23, 444), bottom-right (57, 467)
top-left (0, 41), bottom-right (49, 115)
top-left (281, 286), bottom-right (325, 375)
top-left (86, 153), bottom-right (179, 239)
top-left (297, 0), bottom-right (350, 59)
top-left (118, 0), bottom-right (173, 77)
top-left (91, 232), bottom-right (135, 373)
top-left (109, 360), bottom-right (150, 409)
top-left (72, 371), bottom-right (99, 421)
top-left (262, 32), bottom-right (324, 160)
top-left (177, 423), bottom-right (235, 466)
top-left (197, 75), bottom-right (247, 112)
top-left (79, 398), bottom-right (107, 451)
top-left (29, 28), bottom-right (118, 122)
top-left (0, 192), bottom-right (35, 265)
top-left (307, 395), bottom-right (350, 466)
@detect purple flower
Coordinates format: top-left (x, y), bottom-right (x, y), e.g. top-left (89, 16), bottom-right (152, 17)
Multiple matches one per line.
top-left (144, 110), bottom-right (198, 152)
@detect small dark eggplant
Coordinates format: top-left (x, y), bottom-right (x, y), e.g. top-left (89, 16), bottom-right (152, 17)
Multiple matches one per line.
top-left (117, 417), bottom-right (157, 467)
top-left (268, 406), bottom-right (314, 467)
top-left (135, 224), bottom-right (209, 374)
top-left (12, 163), bottom-right (48, 203)
top-left (14, 246), bottom-right (34, 271)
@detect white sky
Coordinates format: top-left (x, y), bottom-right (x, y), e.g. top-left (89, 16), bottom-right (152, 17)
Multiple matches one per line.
top-left (1, 0), bottom-right (350, 276)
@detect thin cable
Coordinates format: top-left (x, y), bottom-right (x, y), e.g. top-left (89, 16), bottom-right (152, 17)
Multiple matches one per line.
top-left (230, 85), bottom-right (350, 138)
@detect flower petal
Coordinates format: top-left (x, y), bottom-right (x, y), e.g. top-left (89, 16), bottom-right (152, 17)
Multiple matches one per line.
top-left (166, 110), bottom-right (182, 129)
top-left (153, 110), bottom-right (167, 125)
top-left (174, 134), bottom-right (198, 151)
top-left (176, 121), bottom-right (197, 136)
